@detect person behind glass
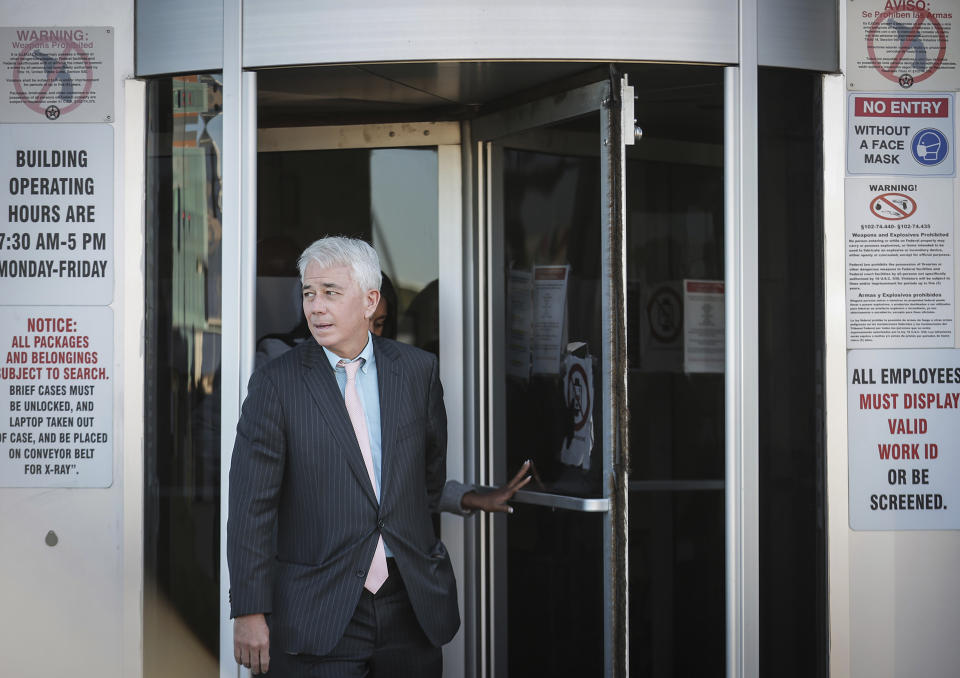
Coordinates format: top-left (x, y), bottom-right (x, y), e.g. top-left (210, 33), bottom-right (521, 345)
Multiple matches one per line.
top-left (369, 270), bottom-right (397, 339)
top-left (228, 236), bottom-right (530, 677)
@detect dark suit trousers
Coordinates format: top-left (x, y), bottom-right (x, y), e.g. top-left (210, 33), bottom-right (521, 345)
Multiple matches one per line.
top-left (268, 560), bottom-right (442, 678)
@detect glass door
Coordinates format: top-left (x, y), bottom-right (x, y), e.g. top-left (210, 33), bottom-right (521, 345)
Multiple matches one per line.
top-left (473, 75), bottom-right (633, 677)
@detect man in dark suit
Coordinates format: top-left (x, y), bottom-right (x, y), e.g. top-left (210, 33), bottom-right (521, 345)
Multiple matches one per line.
top-left (228, 236), bottom-right (528, 676)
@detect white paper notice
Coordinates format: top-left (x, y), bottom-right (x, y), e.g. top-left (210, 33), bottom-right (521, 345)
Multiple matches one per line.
top-left (845, 178), bottom-right (954, 347)
top-left (683, 280), bottom-right (724, 373)
top-left (848, 349), bottom-right (960, 530)
top-left (532, 265), bottom-right (569, 376)
top-left (0, 306), bottom-right (112, 488)
top-left (506, 268), bottom-right (533, 380)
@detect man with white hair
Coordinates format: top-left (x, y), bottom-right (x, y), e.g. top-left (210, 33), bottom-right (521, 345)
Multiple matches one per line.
top-left (228, 236), bottom-right (528, 677)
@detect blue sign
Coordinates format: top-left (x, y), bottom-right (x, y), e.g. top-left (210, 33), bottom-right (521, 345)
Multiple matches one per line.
top-left (911, 128), bottom-right (949, 167)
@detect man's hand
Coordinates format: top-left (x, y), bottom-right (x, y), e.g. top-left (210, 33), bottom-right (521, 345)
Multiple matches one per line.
top-left (460, 460), bottom-right (532, 514)
top-left (234, 613), bottom-right (270, 674)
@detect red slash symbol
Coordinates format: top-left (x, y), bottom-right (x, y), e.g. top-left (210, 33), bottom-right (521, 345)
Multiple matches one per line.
top-left (866, 8), bottom-right (947, 87)
top-left (11, 37), bottom-right (94, 118)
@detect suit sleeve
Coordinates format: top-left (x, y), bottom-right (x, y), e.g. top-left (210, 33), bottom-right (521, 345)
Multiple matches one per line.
top-left (227, 366), bottom-right (287, 618)
top-left (424, 354), bottom-right (448, 515)
top-left (440, 480), bottom-right (475, 516)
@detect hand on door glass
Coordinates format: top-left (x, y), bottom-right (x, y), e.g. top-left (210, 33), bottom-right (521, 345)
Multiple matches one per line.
top-left (460, 460), bottom-right (533, 514)
top-left (234, 613), bottom-right (270, 674)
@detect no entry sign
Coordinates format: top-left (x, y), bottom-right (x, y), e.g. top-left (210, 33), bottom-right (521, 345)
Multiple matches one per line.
top-left (847, 0), bottom-right (959, 91)
top-left (847, 92), bottom-right (955, 176)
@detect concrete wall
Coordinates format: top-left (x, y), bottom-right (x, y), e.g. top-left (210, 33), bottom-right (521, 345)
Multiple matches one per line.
top-left (0, 2), bottom-right (142, 677)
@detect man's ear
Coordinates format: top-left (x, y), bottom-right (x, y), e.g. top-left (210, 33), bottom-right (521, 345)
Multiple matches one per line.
top-left (363, 289), bottom-right (381, 319)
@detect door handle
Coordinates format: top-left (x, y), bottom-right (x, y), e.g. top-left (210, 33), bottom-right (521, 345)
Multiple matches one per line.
top-left (477, 486), bottom-right (610, 512)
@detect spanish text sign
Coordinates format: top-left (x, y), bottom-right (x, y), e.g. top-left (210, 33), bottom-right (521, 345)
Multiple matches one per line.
top-left (0, 306), bottom-right (112, 488)
top-left (845, 178), bottom-right (954, 348)
top-left (848, 349), bottom-right (960, 530)
top-left (847, 92), bottom-right (955, 176)
top-left (0, 124), bottom-right (113, 304)
top-left (847, 0), bottom-right (958, 91)
top-left (0, 26), bottom-right (113, 123)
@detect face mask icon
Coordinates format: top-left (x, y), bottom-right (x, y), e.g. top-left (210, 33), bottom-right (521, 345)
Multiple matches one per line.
top-left (916, 133), bottom-right (940, 160)
top-left (911, 129), bottom-right (948, 166)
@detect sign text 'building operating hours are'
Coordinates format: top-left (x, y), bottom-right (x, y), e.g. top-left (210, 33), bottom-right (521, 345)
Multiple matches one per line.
top-left (847, 92), bottom-right (955, 176)
top-left (0, 123), bottom-right (113, 305)
top-left (0, 307), bottom-right (112, 488)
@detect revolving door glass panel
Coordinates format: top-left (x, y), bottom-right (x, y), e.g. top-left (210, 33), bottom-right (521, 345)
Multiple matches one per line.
top-left (625, 65), bottom-right (726, 677)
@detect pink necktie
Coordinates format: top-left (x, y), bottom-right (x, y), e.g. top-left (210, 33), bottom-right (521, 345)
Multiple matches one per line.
top-left (340, 359), bottom-right (388, 594)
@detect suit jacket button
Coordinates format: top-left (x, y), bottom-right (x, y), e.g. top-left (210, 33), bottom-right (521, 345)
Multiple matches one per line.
top-left (377, 519), bottom-right (385, 529)
top-left (356, 569), bottom-right (364, 578)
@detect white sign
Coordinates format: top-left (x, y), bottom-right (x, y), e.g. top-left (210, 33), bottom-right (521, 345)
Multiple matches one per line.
top-left (0, 124), bottom-right (113, 305)
top-left (845, 178), bottom-right (954, 347)
top-left (848, 349), bottom-right (960, 530)
top-left (637, 281), bottom-right (683, 373)
top-left (0, 306), bottom-right (112, 488)
top-left (0, 26), bottom-right (113, 123)
top-left (559, 347), bottom-right (594, 470)
top-left (683, 280), bottom-right (724, 373)
top-left (506, 268), bottom-right (533, 380)
top-left (531, 265), bottom-right (569, 376)
top-left (847, 0), bottom-right (959, 92)
top-left (847, 92), bottom-right (954, 176)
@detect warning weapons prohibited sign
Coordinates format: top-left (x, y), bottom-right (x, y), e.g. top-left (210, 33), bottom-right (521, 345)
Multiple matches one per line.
top-left (847, 0), bottom-right (958, 91)
top-left (0, 27), bottom-right (113, 123)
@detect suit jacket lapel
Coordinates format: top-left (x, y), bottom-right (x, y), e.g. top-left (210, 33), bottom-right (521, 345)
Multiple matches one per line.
top-left (300, 341), bottom-right (378, 507)
top-left (374, 337), bottom-right (402, 504)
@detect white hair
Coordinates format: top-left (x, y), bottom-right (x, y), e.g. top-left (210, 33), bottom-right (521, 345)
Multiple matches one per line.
top-left (297, 236), bottom-right (382, 292)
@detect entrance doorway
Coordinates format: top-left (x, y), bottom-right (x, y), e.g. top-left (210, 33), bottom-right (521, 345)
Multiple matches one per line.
top-left (143, 61), bottom-right (826, 678)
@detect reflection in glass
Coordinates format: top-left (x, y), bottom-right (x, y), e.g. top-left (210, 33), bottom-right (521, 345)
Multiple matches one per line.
top-left (255, 148), bottom-right (439, 363)
top-left (498, 113), bottom-right (605, 674)
top-left (624, 67), bottom-right (725, 678)
top-left (144, 75), bottom-right (223, 677)
top-left (501, 125), bottom-right (603, 497)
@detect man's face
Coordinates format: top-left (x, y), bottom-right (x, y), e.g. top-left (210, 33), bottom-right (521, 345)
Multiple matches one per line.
top-left (302, 261), bottom-right (379, 358)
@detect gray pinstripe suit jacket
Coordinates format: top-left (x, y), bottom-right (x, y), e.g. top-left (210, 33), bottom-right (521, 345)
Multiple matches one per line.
top-left (227, 336), bottom-right (460, 656)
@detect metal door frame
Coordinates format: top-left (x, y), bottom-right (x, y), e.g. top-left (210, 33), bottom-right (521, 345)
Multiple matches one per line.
top-left (219, 101), bottom-right (469, 674)
top-left (471, 75), bottom-right (633, 678)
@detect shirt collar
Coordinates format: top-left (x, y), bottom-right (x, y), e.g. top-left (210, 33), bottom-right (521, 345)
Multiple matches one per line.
top-left (322, 332), bottom-right (375, 374)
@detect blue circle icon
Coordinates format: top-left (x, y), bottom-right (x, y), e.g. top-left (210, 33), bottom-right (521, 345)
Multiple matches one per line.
top-left (911, 128), bottom-right (949, 166)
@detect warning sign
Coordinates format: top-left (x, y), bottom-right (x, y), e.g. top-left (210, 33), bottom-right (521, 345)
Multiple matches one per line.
top-left (848, 0), bottom-right (958, 92)
top-left (0, 27), bottom-right (113, 123)
top-left (845, 178), bottom-right (954, 348)
top-left (560, 350), bottom-right (594, 470)
top-left (683, 280), bottom-right (724, 374)
top-left (847, 92), bottom-right (954, 176)
top-left (0, 306), bottom-right (113, 488)
top-left (0, 124), bottom-right (114, 305)
top-left (848, 349), bottom-right (960, 530)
